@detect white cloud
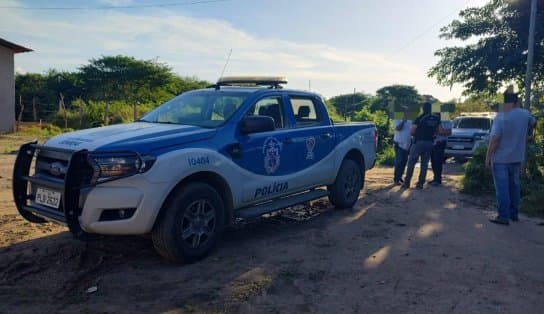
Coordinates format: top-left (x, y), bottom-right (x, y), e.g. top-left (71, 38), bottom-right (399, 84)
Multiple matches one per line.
top-left (99, 0), bottom-right (134, 6)
top-left (0, 4), bottom-right (462, 100)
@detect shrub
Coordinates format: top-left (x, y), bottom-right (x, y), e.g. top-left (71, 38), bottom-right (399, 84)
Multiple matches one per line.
top-left (376, 145), bottom-right (395, 166)
top-left (354, 107), bottom-right (391, 155)
top-left (461, 145), bottom-right (494, 194)
top-left (461, 142), bottom-right (544, 217)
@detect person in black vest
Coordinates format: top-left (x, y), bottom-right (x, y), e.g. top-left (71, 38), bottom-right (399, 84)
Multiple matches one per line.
top-left (403, 102), bottom-right (444, 189)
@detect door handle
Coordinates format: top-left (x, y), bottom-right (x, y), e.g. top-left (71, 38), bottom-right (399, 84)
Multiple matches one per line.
top-left (321, 133), bottom-right (333, 140)
top-left (227, 143), bottom-right (241, 158)
top-left (283, 137), bottom-right (294, 144)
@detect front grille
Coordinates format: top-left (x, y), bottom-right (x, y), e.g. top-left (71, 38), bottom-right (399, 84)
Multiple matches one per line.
top-left (448, 137), bottom-right (473, 142)
top-left (35, 149), bottom-right (94, 186)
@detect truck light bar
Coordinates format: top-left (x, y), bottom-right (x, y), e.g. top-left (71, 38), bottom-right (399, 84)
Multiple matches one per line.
top-left (216, 76), bottom-right (287, 88)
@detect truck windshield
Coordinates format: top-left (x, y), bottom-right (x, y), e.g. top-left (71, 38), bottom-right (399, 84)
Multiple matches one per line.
top-left (453, 118), bottom-right (491, 130)
top-left (139, 91), bottom-right (248, 128)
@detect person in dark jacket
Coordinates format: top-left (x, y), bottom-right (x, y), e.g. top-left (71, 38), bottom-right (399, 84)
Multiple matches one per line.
top-left (403, 102), bottom-right (445, 189)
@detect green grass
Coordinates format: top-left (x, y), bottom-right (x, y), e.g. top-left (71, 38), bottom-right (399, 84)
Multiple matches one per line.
top-left (0, 124), bottom-right (64, 154)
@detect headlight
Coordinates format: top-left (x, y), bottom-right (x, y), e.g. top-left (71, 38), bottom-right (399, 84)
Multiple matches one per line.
top-left (474, 134), bottom-right (489, 141)
top-left (88, 152), bottom-right (155, 184)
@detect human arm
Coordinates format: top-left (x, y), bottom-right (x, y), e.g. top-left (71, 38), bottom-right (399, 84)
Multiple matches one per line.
top-left (395, 119), bottom-right (406, 131)
top-left (437, 123), bottom-right (451, 136)
top-left (485, 136), bottom-right (500, 168)
top-left (486, 115), bottom-right (503, 168)
top-left (410, 124), bottom-right (417, 136)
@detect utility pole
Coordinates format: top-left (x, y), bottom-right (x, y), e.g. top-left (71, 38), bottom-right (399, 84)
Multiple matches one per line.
top-left (523, 0), bottom-right (537, 110)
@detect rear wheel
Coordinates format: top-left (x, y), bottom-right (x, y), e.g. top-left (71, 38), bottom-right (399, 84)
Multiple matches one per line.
top-left (328, 159), bottom-right (364, 209)
top-left (152, 182), bottom-right (225, 263)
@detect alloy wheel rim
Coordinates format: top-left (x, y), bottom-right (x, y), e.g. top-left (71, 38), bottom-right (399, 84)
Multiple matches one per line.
top-left (180, 199), bottom-right (216, 248)
top-left (343, 169), bottom-right (361, 200)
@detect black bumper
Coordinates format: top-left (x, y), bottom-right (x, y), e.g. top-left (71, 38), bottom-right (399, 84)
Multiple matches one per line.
top-left (12, 142), bottom-right (91, 238)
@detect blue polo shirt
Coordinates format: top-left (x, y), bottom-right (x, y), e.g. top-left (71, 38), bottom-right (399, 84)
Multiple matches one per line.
top-left (491, 108), bottom-right (535, 163)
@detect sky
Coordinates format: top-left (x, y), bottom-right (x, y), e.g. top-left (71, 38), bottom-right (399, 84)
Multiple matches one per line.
top-left (0, 0), bottom-right (490, 101)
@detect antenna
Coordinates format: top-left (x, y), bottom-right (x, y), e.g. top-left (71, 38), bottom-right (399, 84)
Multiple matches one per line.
top-left (219, 49), bottom-right (232, 80)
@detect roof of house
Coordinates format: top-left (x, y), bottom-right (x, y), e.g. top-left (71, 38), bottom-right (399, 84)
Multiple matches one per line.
top-left (0, 38), bottom-right (32, 53)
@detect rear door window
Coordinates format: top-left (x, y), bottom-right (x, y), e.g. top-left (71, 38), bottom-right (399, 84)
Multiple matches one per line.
top-left (289, 97), bottom-right (323, 127)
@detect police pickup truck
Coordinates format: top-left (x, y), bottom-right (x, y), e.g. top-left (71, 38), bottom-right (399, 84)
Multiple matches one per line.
top-left (13, 77), bottom-right (377, 262)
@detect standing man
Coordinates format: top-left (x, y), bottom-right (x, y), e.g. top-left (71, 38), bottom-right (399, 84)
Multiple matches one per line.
top-left (403, 102), bottom-right (442, 189)
top-left (393, 107), bottom-right (412, 185)
top-left (429, 113), bottom-right (452, 186)
top-left (486, 90), bottom-right (536, 225)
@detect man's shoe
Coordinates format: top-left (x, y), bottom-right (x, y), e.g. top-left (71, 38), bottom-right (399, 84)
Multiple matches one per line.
top-left (489, 217), bottom-right (509, 225)
top-left (415, 184), bottom-right (424, 189)
top-left (430, 181), bottom-right (442, 186)
top-left (394, 180), bottom-right (402, 186)
top-left (401, 183), bottom-right (410, 189)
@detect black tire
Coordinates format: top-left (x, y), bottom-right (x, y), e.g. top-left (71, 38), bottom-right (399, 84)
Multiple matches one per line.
top-left (152, 182), bottom-right (225, 263)
top-left (328, 158), bottom-right (364, 209)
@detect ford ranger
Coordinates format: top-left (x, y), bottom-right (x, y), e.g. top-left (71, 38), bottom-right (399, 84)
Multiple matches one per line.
top-left (13, 77), bottom-right (377, 262)
top-left (445, 112), bottom-right (495, 160)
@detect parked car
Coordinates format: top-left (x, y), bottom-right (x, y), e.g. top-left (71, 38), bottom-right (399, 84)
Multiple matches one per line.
top-left (13, 76), bottom-right (377, 262)
top-left (445, 112), bottom-right (495, 160)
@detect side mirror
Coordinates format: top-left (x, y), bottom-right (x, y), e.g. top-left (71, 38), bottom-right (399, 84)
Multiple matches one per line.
top-left (240, 115), bottom-right (275, 134)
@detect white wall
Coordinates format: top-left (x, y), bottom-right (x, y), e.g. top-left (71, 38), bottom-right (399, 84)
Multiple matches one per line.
top-left (0, 45), bottom-right (15, 133)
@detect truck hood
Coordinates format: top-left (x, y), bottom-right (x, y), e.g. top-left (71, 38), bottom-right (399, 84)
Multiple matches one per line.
top-left (44, 122), bottom-right (216, 154)
top-left (451, 128), bottom-right (489, 137)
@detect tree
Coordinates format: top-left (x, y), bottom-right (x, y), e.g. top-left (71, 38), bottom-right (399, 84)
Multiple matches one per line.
top-left (328, 92), bottom-right (372, 120)
top-left (371, 85), bottom-right (421, 114)
top-left (429, 0), bottom-right (544, 95)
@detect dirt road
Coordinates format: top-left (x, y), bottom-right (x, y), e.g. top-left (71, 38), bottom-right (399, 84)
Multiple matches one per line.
top-left (1, 154), bottom-right (543, 313)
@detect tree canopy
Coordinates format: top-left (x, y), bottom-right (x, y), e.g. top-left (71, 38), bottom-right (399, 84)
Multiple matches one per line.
top-left (327, 92), bottom-right (372, 119)
top-left (15, 55), bottom-right (210, 122)
top-left (372, 85), bottom-right (422, 113)
top-left (429, 0), bottom-right (544, 95)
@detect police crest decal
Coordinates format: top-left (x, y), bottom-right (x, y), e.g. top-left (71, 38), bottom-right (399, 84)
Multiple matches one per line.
top-left (262, 137), bottom-right (282, 174)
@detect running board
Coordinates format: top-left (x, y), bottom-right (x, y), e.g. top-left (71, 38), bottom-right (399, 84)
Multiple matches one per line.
top-left (235, 189), bottom-right (329, 219)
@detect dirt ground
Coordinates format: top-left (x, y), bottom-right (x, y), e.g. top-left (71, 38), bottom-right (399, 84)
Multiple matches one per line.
top-left (1, 153), bottom-right (544, 314)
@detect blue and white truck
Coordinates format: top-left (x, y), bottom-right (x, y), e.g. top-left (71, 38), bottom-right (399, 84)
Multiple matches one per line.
top-left (445, 112), bottom-right (495, 160)
top-left (13, 77), bottom-right (377, 262)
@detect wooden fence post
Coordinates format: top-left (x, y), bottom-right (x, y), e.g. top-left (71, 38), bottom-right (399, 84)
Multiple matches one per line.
top-left (59, 93), bottom-right (67, 129)
top-left (16, 95), bottom-right (24, 132)
top-left (104, 101), bottom-right (109, 125)
top-left (32, 97), bottom-right (38, 122)
top-left (79, 103), bottom-right (84, 128)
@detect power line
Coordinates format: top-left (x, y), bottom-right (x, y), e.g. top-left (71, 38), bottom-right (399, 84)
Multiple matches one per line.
top-left (390, 0), bottom-right (475, 56)
top-left (0, 0), bottom-right (231, 10)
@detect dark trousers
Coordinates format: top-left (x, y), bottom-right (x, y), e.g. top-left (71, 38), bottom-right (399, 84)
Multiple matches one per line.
top-left (405, 141), bottom-right (433, 187)
top-left (431, 141), bottom-right (446, 183)
top-left (394, 142), bottom-right (409, 183)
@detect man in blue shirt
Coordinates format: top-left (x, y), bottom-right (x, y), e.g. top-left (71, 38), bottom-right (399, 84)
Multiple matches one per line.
top-left (486, 90), bottom-right (536, 225)
top-left (403, 102), bottom-right (445, 189)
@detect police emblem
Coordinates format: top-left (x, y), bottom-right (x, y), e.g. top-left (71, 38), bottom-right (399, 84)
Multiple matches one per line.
top-left (262, 137), bottom-right (282, 174)
top-left (306, 136), bottom-right (316, 160)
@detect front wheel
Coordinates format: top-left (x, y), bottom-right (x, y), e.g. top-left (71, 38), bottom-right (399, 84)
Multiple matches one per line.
top-left (152, 182), bottom-right (225, 263)
top-left (328, 159), bottom-right (364, 209)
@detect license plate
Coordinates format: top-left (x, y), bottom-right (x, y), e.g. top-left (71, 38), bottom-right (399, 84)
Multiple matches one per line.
top-left (452, 145), bottom-right (465, 150)
top-left (35, 188), bottom-right (61, 209)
